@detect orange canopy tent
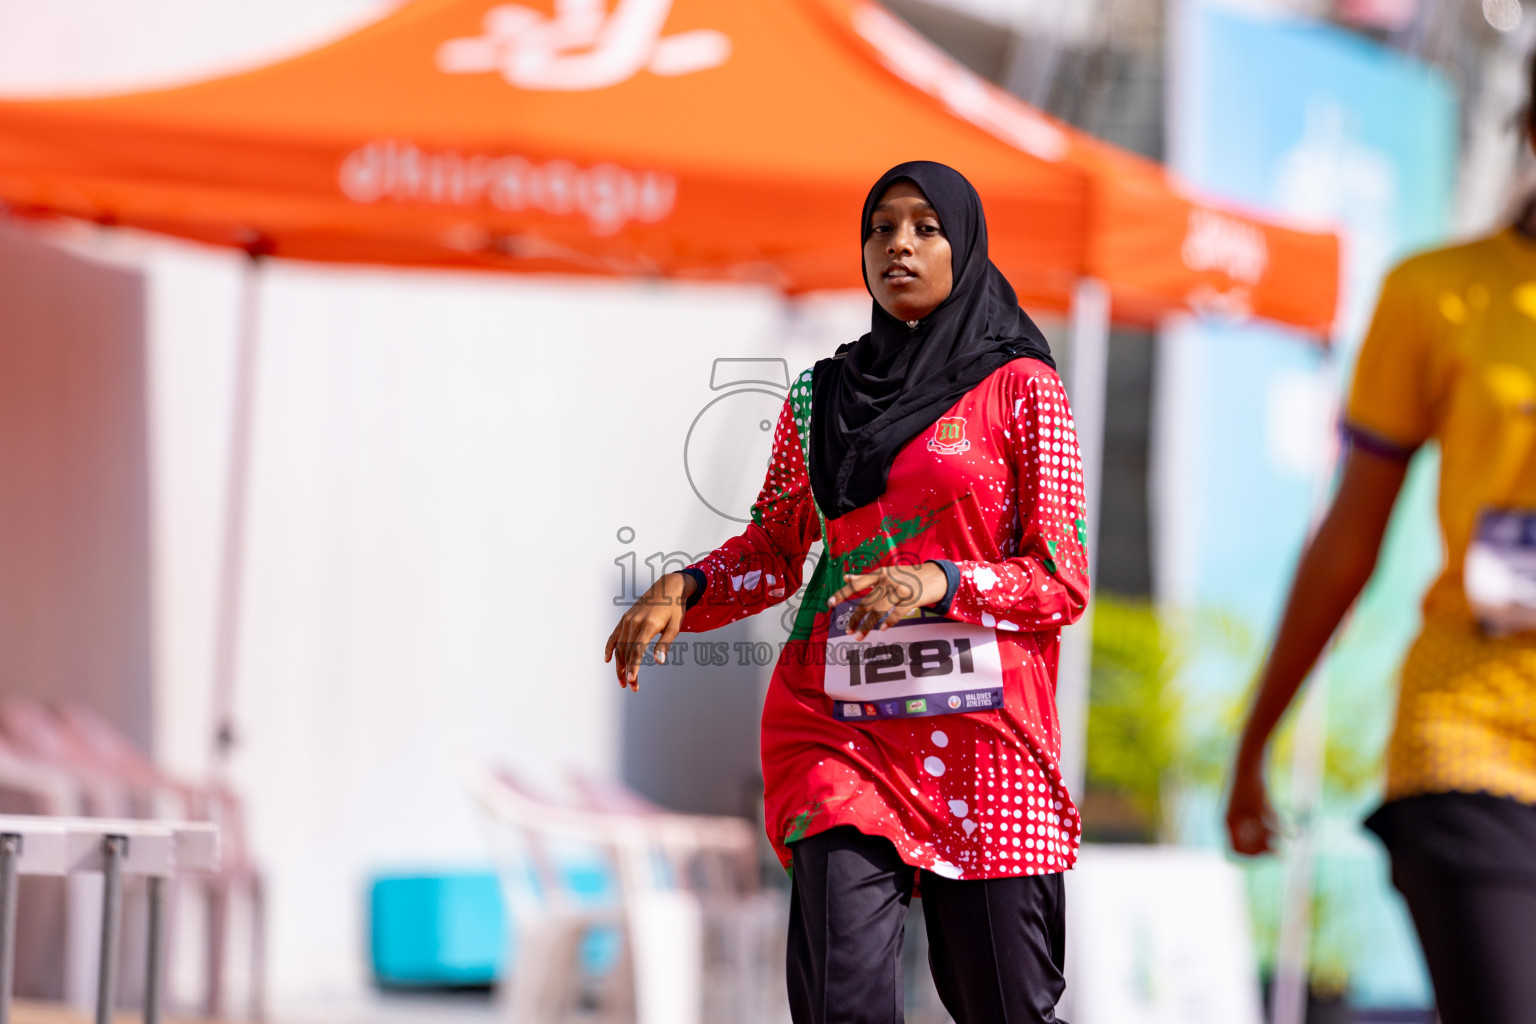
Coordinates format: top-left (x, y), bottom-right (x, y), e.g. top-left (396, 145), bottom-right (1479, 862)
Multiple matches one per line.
top-left (0, 0), bottom-right (1342, 800)
top-left (0, 0), bottom-right (1338, 332)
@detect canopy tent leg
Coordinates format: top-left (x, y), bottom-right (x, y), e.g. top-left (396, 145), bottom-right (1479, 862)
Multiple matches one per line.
top-left (1056, 277), bottom-right (1109, 806)
top-left (210, 252), bottom-right (264, 774)
top-left (1270, 344), bottom-right (1343, 1024)
top-left (1269, 672), bottom-right (1329, 1024)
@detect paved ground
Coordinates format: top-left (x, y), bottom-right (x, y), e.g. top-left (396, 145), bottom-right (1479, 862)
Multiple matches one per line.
top-left (12, 993), bottom-right (503, 1024)
top-left (13, 1002), bottom-right (201, 1024)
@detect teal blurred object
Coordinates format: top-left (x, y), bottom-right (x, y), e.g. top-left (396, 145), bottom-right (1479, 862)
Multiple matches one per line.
top-left (370, 864), bottom-right (622, 987)
top-left (371, 872), bottom-right (508, 987)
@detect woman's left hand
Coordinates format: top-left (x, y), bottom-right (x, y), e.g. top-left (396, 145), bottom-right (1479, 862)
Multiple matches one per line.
top-left (826, 562), bottom-right (949, 639)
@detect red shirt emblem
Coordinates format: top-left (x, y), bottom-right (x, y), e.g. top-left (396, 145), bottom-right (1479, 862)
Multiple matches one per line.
top-left (927, 415), bottom-right (971, 454)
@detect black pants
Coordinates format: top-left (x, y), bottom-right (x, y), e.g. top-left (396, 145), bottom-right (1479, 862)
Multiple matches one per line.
top-left (1368, 793), bottom-right (1536, 1024)
top-left (1389, 857), bottom-right (1536, 1024)
top-left (787, 826), bottom-right (1066, 1024)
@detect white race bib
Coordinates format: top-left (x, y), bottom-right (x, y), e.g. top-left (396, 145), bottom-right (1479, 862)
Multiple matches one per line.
top-left (824, 600), bottom-right (1005, 720)
top-left (1466, 508), bottom-right (1536, 635)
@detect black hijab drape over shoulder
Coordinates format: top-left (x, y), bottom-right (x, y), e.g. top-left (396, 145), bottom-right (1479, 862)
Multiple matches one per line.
top-left (808, 161), bottom-right (1055, 520)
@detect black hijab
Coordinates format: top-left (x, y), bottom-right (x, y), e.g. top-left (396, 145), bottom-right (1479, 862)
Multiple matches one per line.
top-left (808, 161), bottom-right (1055, 520)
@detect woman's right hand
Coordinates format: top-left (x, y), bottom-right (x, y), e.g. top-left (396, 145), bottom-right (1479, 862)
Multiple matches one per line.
top-left (1225, 754), bottom-right (1278, 855)
top-left (604, 571), bottom-right (696, 692)
top-left (1222, 447), bottom-right (1409, 857)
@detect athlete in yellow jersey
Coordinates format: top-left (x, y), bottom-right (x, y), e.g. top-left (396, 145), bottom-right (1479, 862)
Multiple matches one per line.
top-left (1227, 58), bottom-right (1536, 1024)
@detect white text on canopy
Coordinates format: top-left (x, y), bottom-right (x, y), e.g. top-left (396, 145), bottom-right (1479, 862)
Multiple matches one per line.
top-left (339, 140), bottom-right (677, 236)
top-left (437, 0), bottom-right (731, 91)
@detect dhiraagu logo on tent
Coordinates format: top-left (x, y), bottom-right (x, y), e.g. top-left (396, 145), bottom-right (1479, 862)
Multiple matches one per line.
top-left (437, 0), bottom-right (732, 90)
top-left (337, 141), bottom-right (676, 236)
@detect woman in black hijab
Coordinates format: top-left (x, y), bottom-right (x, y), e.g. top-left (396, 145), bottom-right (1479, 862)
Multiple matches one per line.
top-left (811, 162), bottom-right (1056, 521)
top-left (608, 162), bottom-right (1088, 1023)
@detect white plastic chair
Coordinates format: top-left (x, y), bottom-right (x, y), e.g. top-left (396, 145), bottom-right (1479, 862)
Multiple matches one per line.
top-left (565, 773), bottom-right (785, 1024)
top-left (474, 770), bottom-right (786, 1024)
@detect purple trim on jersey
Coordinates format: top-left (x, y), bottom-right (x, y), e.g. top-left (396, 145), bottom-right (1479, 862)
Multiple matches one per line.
top-left (1342, 422), bottom-right (1419, 462)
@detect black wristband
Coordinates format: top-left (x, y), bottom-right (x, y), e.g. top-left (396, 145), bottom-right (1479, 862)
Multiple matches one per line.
top-left (680, 567), bottom-right (708, 610)
top-left (929, 559), bottom-right (960, 615)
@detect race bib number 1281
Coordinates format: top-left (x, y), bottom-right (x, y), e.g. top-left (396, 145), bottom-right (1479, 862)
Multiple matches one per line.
top-left (824, 600), bottom-right (1005, 720)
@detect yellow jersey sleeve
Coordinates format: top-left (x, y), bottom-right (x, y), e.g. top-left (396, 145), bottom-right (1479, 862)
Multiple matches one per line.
top-left (1346, 261), bottom-right (1435, 455)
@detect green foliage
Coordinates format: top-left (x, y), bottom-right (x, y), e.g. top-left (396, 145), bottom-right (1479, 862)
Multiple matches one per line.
top-left (1173, 618), bottom-right (1387, 995)
top-left (1087, 596), bottom-right (1255, 839)
top-left (1085, 595), bottom-right (1380, 989)
top-left (1087, 596), bottom-right (1183, 834)
top-left (1243, 856), bottom-right (1359, 997)
top-left (1227, 660), bottom-right (1386, 813)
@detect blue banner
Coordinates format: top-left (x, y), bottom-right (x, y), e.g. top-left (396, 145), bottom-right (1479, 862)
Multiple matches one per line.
top-left (1163, 3), bottom-right (1457, 1007)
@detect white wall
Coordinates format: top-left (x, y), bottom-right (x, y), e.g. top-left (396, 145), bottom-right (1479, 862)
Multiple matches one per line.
top-left (0, 226), bottom-right (152, 751)
top-left (75, 219), bottom-right (860, 1005)
top-left (0, 0), bottom-right (868, 1004)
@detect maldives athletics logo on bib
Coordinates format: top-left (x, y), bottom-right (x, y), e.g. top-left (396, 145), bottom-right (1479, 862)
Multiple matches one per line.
top-left (927, 416), bottom-right (971, 455)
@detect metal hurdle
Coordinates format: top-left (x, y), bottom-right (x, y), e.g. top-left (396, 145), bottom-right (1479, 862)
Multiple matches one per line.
top-left (0, 816), bottom-right (219, 1024)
